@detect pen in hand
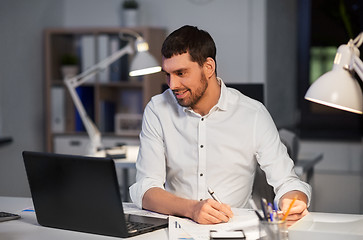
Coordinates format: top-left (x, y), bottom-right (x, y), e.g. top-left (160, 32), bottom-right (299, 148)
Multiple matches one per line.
top-left (208, 187), bottom-right (222, 203)
top-left (282, 196), bottom-right (297, 221)
top-left (207, 187), bottom-right (234, 223)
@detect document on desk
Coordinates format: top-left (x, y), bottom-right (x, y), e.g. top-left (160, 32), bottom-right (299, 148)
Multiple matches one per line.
top-left (169, 208), bottom-right (259, 240)
top-left (122, 202), bottom-right (168, 219)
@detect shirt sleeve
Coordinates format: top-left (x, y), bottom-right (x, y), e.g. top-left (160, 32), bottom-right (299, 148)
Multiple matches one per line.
top-left (129, 101), bottom-right (166, 209)
top-left (253, 105), bottom-right (312, 207)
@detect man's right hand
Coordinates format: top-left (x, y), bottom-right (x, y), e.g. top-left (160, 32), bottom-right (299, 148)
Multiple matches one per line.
top-left (191, 198), bottom-right (234, 224)
top-left (142, 187), bottom-right (233, 224)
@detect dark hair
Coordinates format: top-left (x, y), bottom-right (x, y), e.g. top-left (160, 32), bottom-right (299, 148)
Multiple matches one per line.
top-left (161, 25), bottom-right (217, 70)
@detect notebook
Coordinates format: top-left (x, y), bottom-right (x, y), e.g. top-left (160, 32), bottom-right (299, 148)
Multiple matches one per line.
top-left (22, 151), bottom-right (168, 238)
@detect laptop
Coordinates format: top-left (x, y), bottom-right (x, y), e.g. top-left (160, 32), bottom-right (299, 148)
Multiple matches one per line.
top-left (22, 151), bottom-right (168, 238)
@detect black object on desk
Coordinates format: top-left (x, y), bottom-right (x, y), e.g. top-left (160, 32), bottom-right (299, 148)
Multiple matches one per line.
top-left (210, 230), bottom-right (246, 240)
top-left (0, 137), bottom-right (12, 147)
top-left (0, 212), bottom-right (20, 222)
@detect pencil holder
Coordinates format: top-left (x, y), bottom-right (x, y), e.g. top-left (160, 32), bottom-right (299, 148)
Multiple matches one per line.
top-left (258, 220), bottom-right (288, 240)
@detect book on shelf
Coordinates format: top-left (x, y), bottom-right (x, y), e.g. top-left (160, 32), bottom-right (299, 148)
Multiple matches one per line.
top-left (51, 87), bottom-right (65, 133)
top-left (119, 89), bottom-right (143, 114)
top-left (109, 35), bottom-right (129, 82)
top-left (80, 35), bottom-right (96, 83)
top-left (75, 36), bottom-right (82, 76)
top-left (99, 100), bottom-right (116, 133)
top-left (75, 86), bottom-right (95, 132)
top-left (97, 34), bottom-right (110, 83)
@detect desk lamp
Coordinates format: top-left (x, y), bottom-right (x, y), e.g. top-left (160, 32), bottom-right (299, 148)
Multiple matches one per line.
top-left (64, 29), bottom-right (161, 155)
top-left (304, 32), bottom-right (363, 114)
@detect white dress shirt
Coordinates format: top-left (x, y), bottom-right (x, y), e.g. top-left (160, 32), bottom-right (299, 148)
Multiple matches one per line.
top-left (129, 78), bottom-right (311, 209)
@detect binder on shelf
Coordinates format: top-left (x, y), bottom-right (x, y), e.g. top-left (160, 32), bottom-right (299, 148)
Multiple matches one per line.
top-left (109, 35), bottom-right (129, 82)
top-left (75, 86), bottom-right (95, 132)
top-left (51, 87), bottom-right (65, 132)
top-left (98, 34), bottom-right (110, 83)
top-left (109, 35), bottom-right (120, 82)
top-left (119, 89), bottom-right (143, 114)
top-left (119, 37), bottom-right (130, 81)
top-left (100, 100), bottom-right (116, 133)
top-left (81, 35), bottom-right (96, 83)
top-left (75, 36), bottom-right (82, 75)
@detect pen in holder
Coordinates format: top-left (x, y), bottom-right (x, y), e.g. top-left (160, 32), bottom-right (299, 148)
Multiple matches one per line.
top-left (249, 197), bottom-right (288, 240)
top-left (258, 219), bottom-right (288, 240)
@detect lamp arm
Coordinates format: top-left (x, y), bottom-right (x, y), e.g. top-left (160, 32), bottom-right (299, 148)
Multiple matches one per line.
top-left (64, 43), bottom-right (134, 155)
top-left (66, 43), bottom-right (134, 88)
top-left (64, 80), bottom-right (101, 155)
top-left (352, 54), bottom-right (363, 83)
top-left (353, 32), bottom-right (363, 48)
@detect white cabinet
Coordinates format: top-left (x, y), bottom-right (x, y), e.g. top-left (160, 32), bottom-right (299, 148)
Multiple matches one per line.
top-left (54, 135), bottom-right (140, 155)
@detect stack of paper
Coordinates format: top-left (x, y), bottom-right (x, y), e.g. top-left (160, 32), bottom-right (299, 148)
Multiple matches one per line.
top-left (168, 208), bottom-right (259, 240)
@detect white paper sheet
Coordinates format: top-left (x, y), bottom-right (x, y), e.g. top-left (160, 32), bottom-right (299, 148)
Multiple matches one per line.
top-left (168, 208), bottom-right (260, 240)
top-left (122, 202), bottom-right (168, 219)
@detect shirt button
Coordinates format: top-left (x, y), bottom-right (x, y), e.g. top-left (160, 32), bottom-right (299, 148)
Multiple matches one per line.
top-left (200, 199), bottom-right (203, 201)
top-left (200, 173), bottom-right (203, 177)
top-left (200, 145), bottom-right (203, 148)
top-left (201, 118), bottom-right (204, 121)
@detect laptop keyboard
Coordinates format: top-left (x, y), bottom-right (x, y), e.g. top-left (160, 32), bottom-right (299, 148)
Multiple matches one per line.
top-left (126, 221), bottom-right (154, 233)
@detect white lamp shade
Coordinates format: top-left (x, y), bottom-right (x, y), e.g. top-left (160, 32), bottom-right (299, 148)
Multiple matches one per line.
top-left (305, 68), bottom-right (363, 114)
top-left (129, 51), bottom-right (161, 77)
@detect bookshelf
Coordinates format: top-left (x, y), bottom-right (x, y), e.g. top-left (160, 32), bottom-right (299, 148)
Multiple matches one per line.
top-left (44, 27), bottom-right (166, 153)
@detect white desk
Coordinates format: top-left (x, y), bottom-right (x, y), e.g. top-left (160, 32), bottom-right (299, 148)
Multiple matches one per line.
top-left (0, 196), bottom-right (167, 240)
top-left (289, 212), bottom-right (363, 240)
top-left (2, 197), bottom-right (363, 240)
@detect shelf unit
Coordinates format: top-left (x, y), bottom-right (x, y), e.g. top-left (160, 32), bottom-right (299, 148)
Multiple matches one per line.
top-left (44, 27), bottom-right (166, 153)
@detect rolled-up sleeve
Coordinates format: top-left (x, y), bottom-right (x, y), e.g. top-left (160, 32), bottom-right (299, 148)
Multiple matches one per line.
top-left (129, 100), bottom-right (166, 208)
top-left (254, 105), bottom-right (312, 206)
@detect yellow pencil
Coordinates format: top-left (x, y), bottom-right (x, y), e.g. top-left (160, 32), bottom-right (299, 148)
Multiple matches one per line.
top-left (282, 196), bottom-right (297, 221)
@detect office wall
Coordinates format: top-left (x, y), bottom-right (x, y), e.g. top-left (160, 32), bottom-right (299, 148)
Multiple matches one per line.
top-left (0, 0), bottom-right (64, 197)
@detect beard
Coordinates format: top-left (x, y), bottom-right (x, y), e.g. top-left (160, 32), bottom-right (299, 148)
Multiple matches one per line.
top-left (173, 72), bottom-right (208, 108)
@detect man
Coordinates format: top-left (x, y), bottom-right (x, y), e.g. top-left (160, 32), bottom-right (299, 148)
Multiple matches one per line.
top-left (130, 25), bottom-right (311, 226)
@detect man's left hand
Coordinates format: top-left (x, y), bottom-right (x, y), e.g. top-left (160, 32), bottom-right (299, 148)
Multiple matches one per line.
top-left (279, 190), bottom-right (309, 227)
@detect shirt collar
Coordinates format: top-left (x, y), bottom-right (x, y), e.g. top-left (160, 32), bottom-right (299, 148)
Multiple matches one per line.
top-left (216, 77), bottom-right (228, 111)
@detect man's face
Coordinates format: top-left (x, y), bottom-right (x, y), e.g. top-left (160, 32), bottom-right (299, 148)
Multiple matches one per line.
top-left (162, 53), bottom-right (208, 108)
